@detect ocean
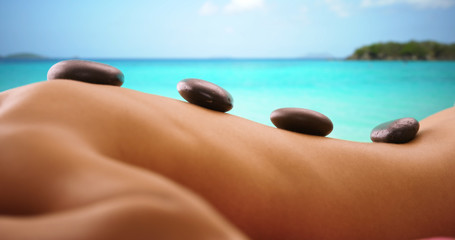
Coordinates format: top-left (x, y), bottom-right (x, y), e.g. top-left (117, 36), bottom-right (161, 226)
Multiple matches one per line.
top-left (1, 59), bottom-right (454, 142)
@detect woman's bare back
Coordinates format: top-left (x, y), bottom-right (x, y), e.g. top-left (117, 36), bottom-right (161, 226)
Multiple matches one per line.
top-left (0, 80), bottom-right (454, 239)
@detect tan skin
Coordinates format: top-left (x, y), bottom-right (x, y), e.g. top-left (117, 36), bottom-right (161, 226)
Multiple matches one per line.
top-left (0, 80), bottom-right (454, 240)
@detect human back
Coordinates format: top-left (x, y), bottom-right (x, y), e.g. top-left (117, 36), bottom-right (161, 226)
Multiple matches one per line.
top-left (0, 80), bottom-right (454, 240)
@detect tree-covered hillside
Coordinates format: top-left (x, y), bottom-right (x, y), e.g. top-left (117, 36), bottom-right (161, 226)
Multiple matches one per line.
top-left (1, 53), bottom-right (46, 59)
top-left (347, 41), bottom-right (455, 60)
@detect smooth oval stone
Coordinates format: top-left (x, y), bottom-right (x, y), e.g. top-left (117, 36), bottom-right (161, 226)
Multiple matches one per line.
top-left (47, 60), bottom-right (124, 86)
top-left (177, 78), bottom-right (233, 112)
top-left (270, 108), bottom-right (333, 136)
top-left (370, 117), bottom-right (419, 143)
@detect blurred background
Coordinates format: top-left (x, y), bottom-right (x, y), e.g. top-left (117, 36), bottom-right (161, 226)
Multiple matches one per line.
top-left (2, 0), bottom-right (455, 58)
top-left (1, 0), bottom-right (455, 142)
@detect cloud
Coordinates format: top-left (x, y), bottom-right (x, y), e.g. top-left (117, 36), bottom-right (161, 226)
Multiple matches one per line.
top-left (224, 0), bottom-right (265, 13)
top-left (199, 1), bottom-right (219, 16)
top-left (361, 0), bottom-right (455, 9)
top-left (324, 0), bottom-right (351, 17)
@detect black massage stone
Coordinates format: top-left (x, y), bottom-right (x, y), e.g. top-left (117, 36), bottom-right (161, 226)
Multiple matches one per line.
top-left (177, 78), bottom-right (233, 112)
top-left (47, 60), bottom-right (124, 86)
top-left (270, 108), bottom-right (333, 136)
top-left (370, 117), bottom-right (419, 143)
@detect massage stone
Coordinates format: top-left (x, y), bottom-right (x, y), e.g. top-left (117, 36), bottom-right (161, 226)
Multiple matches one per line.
top-left (270, 108), bottom-right (333, 136)
top-left (47, 60), bottom-right (124, 86)
top-left (370, 117), bottom-right (419, 143)
top-left (177, 78), bottom-right (233, 112)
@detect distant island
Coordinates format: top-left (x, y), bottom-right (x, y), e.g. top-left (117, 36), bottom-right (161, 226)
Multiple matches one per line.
top-left (0, 53), bottom-right (46, 59)
top-left (347, 41), bottom-right (455, 60)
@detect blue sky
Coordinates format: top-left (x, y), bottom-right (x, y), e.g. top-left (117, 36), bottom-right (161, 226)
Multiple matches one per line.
top-left (1, 0), bottom-right (454, 58)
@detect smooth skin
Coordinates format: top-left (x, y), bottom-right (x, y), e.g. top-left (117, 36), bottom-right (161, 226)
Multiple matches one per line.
top-left (0, 80), bottom-right (454, 240)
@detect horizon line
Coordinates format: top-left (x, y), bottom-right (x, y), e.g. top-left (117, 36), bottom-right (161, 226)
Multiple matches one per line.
top-left (0, 56), bottom-right (346, 61)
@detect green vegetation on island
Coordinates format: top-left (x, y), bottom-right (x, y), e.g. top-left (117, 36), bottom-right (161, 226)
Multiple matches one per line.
top-left (348, 41), bottom-right (455, 60)
top-left (1, 53), bottom-right (46, 59)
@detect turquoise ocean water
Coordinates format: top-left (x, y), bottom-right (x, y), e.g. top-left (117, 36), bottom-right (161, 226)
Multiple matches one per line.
top-left (1, 59), bottom-right (454, 142)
